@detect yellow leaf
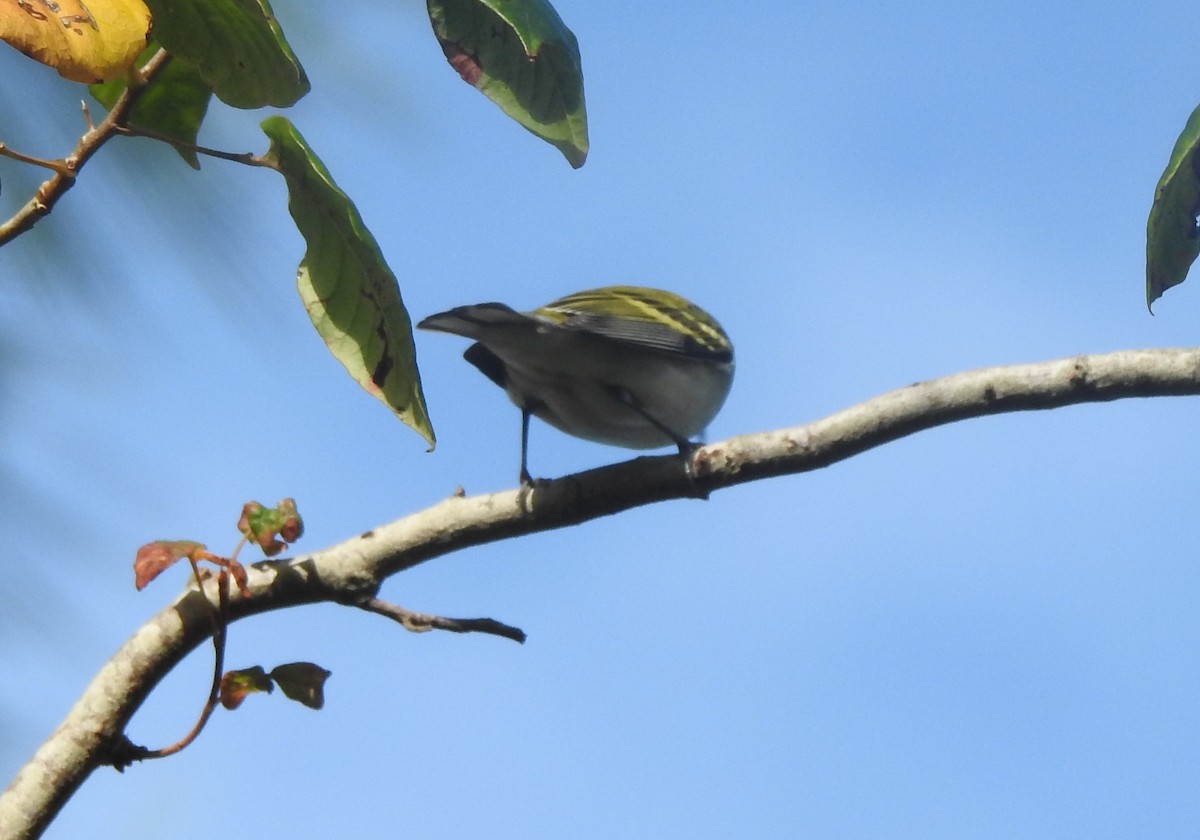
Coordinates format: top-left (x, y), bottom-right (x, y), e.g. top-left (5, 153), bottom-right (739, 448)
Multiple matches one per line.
top-left (0, 0), bottom-right (151, 83)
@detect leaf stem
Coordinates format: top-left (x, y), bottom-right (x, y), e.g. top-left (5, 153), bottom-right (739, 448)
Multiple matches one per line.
top-left (112, 124), bottom-right (275, 168)
top-left (132, 562), bottom-right (230, 760)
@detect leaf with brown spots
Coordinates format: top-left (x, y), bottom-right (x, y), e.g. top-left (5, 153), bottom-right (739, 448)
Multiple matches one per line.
top-left (261, 116), bottom-right (435, 448)
top-left (0, 0), bottom-right (150, 83)
top-left (427, 0), bottom-right (588, 168)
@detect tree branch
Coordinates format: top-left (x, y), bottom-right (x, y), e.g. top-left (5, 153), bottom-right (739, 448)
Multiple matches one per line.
top-left (357, 596), bottom-right (527, 643)
top-left (3, 346), bottom-right (1199, 839)
top-left (0, 50), bottom-right (172, 247)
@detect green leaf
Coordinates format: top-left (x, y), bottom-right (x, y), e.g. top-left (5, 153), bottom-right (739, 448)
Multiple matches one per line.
top-left (427, 0), bottom-right (588, 168)
top-left (269, 662), bottom-right (332, 710)
top-left (1146, 103), bottom-right (1200, 309)
top-left (220, 666), bottom-right (273, 710)
top-left (143, 0), bottom-right (309, 108)
top-left (237, 498), bottom-right (304, 557)
top-left (91, 45), bottom-right (213, 169)
top-left (261, 116), bottom-right (436, 448)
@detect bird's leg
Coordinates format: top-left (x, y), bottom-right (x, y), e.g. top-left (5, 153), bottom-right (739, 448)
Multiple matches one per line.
top-left (519, 407), bottom-right (534, 487)
top-left (605, 385), bottom-right (698, 476)
top-left (674, 438), bottom-right (701, 466)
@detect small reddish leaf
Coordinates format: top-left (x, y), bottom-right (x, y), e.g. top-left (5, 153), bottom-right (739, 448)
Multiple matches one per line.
top-left (269, 662), bottom-right (331, 710)
top-left (220, 666), bottom-right (273, 710)
top-left (238, 498), bottom-right (304, 557)
top-left (133, 540), bottom-right (206, 590)
top-left (277, 500), bottom-right (303, 544)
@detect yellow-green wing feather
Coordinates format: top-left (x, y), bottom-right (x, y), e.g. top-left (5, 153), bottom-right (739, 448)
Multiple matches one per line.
top-left (533, 286), bottom-right (732, 359)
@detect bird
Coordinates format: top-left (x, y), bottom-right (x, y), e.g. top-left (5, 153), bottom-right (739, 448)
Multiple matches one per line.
top-left (418, 285), bottom-right (734, 485)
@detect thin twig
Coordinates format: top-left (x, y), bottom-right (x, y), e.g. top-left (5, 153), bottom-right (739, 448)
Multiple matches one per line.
top-left (0, 143), bottom-right (74, 174)
top-left (358, 596), bottom-right (527, 644)
top-left (0, 49), bottom-right (173, 246)
top-left (131, 562), bottom-right (231, 760)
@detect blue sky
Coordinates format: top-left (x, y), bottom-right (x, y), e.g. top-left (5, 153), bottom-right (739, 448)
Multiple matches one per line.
top-left (3, 2), bottom-right (1200, 837)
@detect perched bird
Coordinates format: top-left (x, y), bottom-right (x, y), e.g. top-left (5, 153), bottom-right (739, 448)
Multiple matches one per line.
top-left (418, 285), bottom-right (735, 484)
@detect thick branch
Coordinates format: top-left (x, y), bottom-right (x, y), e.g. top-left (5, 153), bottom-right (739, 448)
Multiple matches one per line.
top-left (3, 347), bottom-right (1199, 839)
